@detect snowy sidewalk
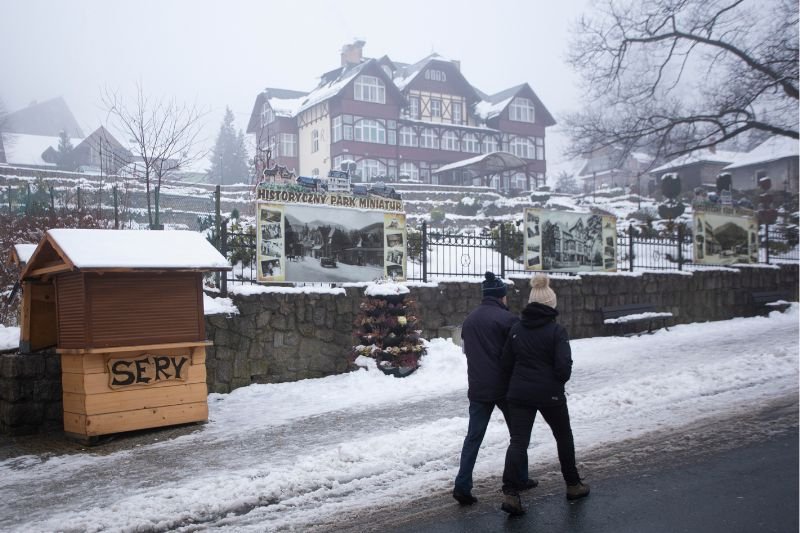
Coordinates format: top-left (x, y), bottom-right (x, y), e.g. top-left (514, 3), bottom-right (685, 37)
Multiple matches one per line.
top-left (0, 307), bottom-right (797, 532)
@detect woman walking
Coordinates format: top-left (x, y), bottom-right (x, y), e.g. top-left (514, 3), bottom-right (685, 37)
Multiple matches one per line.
top-left (499, 274), bottom-right (589, 516)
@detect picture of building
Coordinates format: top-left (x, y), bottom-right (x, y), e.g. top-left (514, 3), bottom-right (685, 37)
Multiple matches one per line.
top-left (524, 208), bottom-right (616, 272)
top-left (247, 40), bottom-right (555, 192)
top-left (693, 212), bottom-right (758, 265)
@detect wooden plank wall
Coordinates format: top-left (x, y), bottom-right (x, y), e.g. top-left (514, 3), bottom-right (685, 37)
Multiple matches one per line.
top-left (61, 345), bottom-right (208, 437)
top-left (56, 272), bottom-right (86, 348)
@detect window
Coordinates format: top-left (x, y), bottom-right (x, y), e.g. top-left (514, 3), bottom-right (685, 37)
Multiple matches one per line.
top-left (399, 126), bottom-right (418, 147)
top-left (312, 168), bottom-right (319, 177)
top-left (452, 101), bottom-right (462, 124)
top-left (430, 99), bottom-right (442, 118)
top-left (512, 172), bottom-right (527, 190)
top-left (388, 130), bottom-right (396, 145)
top-left (534, 137), bottom-right (544, 160)
top-left (408, 96), bottom-right (420, 119)
top-left (311, 130), bottom-right (319, 153)
top-left (442, 130), bottom-right (459, 151)
top-left (354, 119), bottom-right (386, 144)
top-left (354, 75), bottom-right (385, 104)
top-left (261, 103), bottom-right (274, 127)
top-left (344, 124), bottom-right (353, 141)
top-left (420, 128), bottom-right (439, 149)
top-left (268, 135), bottom-right (278, 157)
top-left (510, 137), bottom-right (535, 159)
top-left (399, 161), bottom-right (419, 181)
top-left (462, 133), bottom-right (480, 153)
top-left (357, 158), bottom-right (384, 181)
top-left (332, 116), bottom-right (342, 142)
top-left (424, 69), bottom-right (447, 82)
top-left (482, 135), bottom-right (499, 153)
top-left (509, 97), bottom-right (535, 123)
top-left (280, 133), bottom-right (297, 157)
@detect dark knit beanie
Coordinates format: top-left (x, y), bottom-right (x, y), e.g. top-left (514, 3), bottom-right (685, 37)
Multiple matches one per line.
top-left (482, 271), bottom-right (507, 299)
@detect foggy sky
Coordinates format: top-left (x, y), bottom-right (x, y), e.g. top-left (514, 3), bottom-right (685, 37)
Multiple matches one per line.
top-left (0, 0), bottom-right (590, 166)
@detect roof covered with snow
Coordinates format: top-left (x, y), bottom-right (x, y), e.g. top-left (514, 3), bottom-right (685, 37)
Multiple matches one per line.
top-left (723, 136), bottom-right (799, 170)
top-left (650, 148), bottom-right (742, 174)
top-left (12, 243), bottom-right (37, 265)
top-left (29, 229), bottom-right (230, 272)
top-left (0, 132), bottom-right (81, 167)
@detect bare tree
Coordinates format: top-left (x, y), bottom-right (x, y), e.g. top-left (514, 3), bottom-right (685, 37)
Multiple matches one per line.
top-left (103, 84), bottom-right (207, 228)
top-left (565, 0), bottom-right (798, 160)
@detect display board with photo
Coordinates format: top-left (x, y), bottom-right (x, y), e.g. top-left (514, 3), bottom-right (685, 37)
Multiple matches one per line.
top-left (693, 211), bottom-right (758, 265)
top-left (523, 208), bottom-right (617, 272)
top-left (256, 202), bottom-right (406, 282)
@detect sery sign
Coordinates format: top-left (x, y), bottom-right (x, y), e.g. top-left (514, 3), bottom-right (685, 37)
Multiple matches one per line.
top-left (108, 354), bottom-right (190, 389)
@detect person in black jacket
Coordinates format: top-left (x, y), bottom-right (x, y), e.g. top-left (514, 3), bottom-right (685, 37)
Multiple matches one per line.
top-left (499, 274), bottom-right (589, 516)
top-left (452, 272), bottom-right (537, 505)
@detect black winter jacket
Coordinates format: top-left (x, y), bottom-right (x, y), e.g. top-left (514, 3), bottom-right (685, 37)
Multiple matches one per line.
top-left (501, 302), bottom-right (572, 406)
top-left (461, 296), bottom-right (519, 402)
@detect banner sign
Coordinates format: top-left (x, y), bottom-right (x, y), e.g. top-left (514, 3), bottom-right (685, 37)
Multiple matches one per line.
top-left (524, 208), bottom-right (617, 272)
top-left (257, 201), bottom-right (407, 283)
top-left (256, 188), bottom-right (403, 212)
top-left (693, 211), bottom-right (758, 264)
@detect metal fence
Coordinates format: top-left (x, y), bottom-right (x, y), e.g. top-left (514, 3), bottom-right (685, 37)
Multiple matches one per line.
top-left (220, 219), bottom-right (798, 289)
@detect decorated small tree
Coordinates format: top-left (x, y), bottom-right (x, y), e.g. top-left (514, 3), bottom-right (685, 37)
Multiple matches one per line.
top-left (351, 282), bottom-right (426, 377)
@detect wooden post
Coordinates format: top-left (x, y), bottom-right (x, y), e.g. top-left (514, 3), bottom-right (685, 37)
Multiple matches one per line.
top-left (113, 186), bottom-right (119, 229)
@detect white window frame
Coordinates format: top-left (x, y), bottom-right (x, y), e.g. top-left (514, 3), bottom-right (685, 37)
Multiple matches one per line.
top-left (452, 101), bottom-right (462, 124)
top-left (482, 135), bottom-right (499, 153)
top-left (354, 75), bottom-right (386, 104)
top-left (280, 133), bottom-right (297, 157)
top-left (354, 119), bottom-right (386, 144)
top-left (442, 130), bottom-right (459, 151)
top-left (399, 161), bottom-right (419, 181)
top-left (420, 128), bottom-right (439, 149)
top-left (430, 99), bottom-right (442, 118)
top-left (534, 137), bottom-right (544, 160)
top-left (509, 97), bottom-right (535, 123)
top-left (408, 96), bottom-right (420, 119)
top-left (261, 103), bottom-right (274, 126)
top-left (510, 137), bottom-right (534, 159)
top-left (399, 126), bottom-right (418, 147)
top-left (358, 158), bottom-right (384, 181)
top-left (462, 133), bottom-right (480, 153)
top-left (332, 116), bottom-right (342, 142)
top-left (311, 129), bottom-right (319, 153)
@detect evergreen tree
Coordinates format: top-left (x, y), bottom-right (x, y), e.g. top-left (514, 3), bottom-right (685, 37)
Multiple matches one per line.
top-left (208, 107), bottom-right (250, 185)
top-left (56, 130), bottom-right (74, 170)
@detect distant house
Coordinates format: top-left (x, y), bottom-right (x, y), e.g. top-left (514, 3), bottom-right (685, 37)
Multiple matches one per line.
top-left (648, 146), bottom-right (742, 192)
top-left (0, 126), bottom-right (130, 173)
top-left (549, 147), bottom-right (654, 195)
top-left (3, 97), bottom-right (84, 138)
top-left (722, 136), bottom-right (799, 194)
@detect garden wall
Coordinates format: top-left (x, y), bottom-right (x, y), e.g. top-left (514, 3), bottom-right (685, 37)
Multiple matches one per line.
top-left (1, 264), bottom-right (796, 434)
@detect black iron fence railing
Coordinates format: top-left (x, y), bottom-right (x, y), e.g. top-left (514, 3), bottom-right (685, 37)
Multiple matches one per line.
top-left (219, 219), bottom-right (798, 291)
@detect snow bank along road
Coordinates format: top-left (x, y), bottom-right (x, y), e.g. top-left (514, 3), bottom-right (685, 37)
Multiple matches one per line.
top-left (0, 307), bottom-right (797, 532)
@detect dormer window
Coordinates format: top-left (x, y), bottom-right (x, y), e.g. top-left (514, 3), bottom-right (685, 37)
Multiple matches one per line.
top-left (354, 75), bottom-right (386, 104)
top-left (509, 97), bottom-right (535, 123)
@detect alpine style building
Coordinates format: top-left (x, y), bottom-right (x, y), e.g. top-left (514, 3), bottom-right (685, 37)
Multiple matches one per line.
top-left (247, 40), bottom-right (555, 191)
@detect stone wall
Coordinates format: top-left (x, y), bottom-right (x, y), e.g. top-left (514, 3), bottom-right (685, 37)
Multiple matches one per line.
top-left (0, 351), bottom-right (62, 435)
top-left (205, 265), bottom-right (797, 393)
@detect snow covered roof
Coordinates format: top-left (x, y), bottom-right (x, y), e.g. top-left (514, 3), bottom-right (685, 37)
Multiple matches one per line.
top-left (268, 95), bottom-right (307, 117)
top-left (23, 229), bottom-right (230, 278)
top-left (0, 132), bottom-right (81, 167)
top-left (650, 148), bottom-right (742, 174)
top-left (433, 151), bottom-right (527, 175)
top-left (723, 136), bottom-right (799, 170)
top-left (10, 243), bottom-right (37, 266)
top-left (393, 53), bottom-right (452, 91)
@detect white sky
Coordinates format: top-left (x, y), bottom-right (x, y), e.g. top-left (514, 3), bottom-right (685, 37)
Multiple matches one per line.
top-left (0, 305), bottom-right (797, 531)
top-left (0, 0), bottom-right (590, 165)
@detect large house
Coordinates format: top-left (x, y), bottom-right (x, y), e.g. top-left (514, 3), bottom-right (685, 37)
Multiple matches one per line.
top-left (648, 146), bottom-right (743, 192)
top-left (247, 40), bottom-right (555, 191)
top-left (722, 136), bottom-right (799, 194)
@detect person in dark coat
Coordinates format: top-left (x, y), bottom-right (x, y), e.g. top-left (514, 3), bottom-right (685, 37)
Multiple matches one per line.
top-left (453, 272), bottom-right (537, 505)
top-left (499, 274), bottom-right (589, 516)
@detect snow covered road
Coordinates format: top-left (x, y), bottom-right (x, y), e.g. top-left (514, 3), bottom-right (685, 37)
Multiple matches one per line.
top-left (0, 307), bottom-right (797, 532)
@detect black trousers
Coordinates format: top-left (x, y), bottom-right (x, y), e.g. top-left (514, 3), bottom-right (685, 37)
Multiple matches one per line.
top-left (502, 401), bottom-right (580, 494)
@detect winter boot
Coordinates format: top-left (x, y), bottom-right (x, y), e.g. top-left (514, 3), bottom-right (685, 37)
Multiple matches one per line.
top-left (566, 480), bottom-right (590, 500)
top-left (452, 489), bottom-right (478, 505)
top-left (520, 478), bottom-right (539, 491)
top-left (500, 493), bottom-right (526, 516)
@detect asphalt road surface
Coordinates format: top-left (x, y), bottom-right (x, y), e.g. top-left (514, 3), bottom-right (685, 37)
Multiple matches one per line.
top-left (330, 395), bottom-right (798, 533)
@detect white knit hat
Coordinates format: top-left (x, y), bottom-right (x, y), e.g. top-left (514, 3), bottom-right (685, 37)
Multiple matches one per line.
top-left (529, 274), bottom-right (557, 308)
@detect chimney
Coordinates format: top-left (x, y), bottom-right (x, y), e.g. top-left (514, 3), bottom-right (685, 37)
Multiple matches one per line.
top-left (708, 137), bottom-right (717, 154)
top-left (452, 59), bottom-right (461, 71)
top-left (341, 40), bottom-right (366, 66)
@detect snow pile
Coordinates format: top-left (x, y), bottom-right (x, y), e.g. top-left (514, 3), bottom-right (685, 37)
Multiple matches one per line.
top-left (364, 282), bottom-right (410, 297)
top-left (604, 311), bottom-right (674, 324)
top-left (229, 284), bottom-right (346, 296)
top-left (203, 294), bottom-right (239, 315)
top-left (0, 325), bottom-right (19, 351)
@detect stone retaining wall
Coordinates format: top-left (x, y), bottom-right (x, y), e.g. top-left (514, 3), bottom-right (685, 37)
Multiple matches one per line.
top-left (0, 352), bottom-right (62, 435)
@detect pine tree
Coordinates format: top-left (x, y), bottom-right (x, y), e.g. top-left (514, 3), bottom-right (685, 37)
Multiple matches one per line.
top-left (208, 107), bottom-right (250, 185)
top-left (56, 130), bottom-right (74, 170)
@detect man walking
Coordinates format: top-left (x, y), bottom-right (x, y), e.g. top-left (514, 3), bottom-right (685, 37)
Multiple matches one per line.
top-left (453, 272), bottom-right (537, 505)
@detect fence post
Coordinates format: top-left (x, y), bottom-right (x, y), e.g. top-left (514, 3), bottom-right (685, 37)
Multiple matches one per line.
top-left (214, 185), bottom-right (221, 249)
top-left (421, 220), bottom-right (428, 283)
top-left (220, 219), bottom-right (228, 297)
top-left (25, 183), bottom-right (31, 215)
top-left (77, 186), bottom-right (82, 212)
top-left (628, 224), bottom-right (635, 272)
top-left (499, 222), bottom-right (506, 279)
top-left (113, 185), bottom-right (119, 229)
top-left (677, 224), bottom-right (683, 271)
top-left (49, 186), bottom-right (55, 213)
top-left (764, 224), bottom-right (770, 264)
top-left (7, 186), bottom-right (11, 212)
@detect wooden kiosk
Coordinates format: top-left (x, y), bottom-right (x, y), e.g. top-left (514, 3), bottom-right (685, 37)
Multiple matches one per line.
top-left (19, 229), bottom-right (230, 440)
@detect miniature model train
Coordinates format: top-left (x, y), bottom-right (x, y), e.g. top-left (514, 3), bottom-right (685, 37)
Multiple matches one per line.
top-left (295, 170), bottom-right (401, 199)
